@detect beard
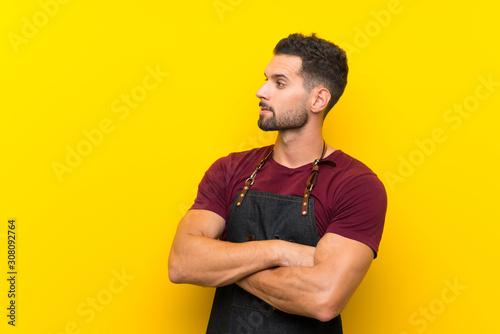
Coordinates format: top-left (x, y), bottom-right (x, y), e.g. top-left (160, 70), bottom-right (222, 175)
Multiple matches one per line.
top-left (257, 100), bottom-right (309, 131)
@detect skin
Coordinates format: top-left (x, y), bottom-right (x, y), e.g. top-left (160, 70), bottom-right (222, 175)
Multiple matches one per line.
top-left (168, 54), bottom-right (374, 322)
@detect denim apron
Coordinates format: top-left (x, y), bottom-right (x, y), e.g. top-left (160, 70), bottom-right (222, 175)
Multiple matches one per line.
top-left (206, 146), bottom-right (342, 333)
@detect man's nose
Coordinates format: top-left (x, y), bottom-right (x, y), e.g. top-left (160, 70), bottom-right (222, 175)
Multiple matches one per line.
top-left (256, 82), bottom-right (269, 100)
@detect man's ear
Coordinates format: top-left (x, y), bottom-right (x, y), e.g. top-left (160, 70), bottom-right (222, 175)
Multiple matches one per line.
top-left (310, 87), bottom-right (331, 115)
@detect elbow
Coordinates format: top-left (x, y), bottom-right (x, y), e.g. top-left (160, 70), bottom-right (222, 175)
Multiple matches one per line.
top-left (168, 268), bottom-right (183, 284)
top-left (168, 253), bottom-right (220, 287)
top-left (168, 254), bottom-right (186, 284)
top-left (312, 295), bottom-right (344, 322)
top-left (314, 308), bottom-right (342, 323)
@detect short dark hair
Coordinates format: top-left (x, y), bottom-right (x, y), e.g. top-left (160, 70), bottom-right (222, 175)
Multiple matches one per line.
top-left (273, 33), bottom-right (348, 117)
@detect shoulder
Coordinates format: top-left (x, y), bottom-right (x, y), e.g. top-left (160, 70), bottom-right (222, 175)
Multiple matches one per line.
top-left (320, 150), bottom-right (387, 213)
top-left (211, 146), bottom-right (274, 175)
top-left (322, 151), bottom-right (387, 257)
top-left (326, 150), bottom-right (385, 193)
top-left (328, 150), bottom-right (376, 176)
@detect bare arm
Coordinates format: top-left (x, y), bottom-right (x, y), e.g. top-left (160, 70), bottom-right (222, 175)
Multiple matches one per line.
top-left (236, 233), bottom-right (373, 322)
top-left (168, 209), bottom-right (315, 287)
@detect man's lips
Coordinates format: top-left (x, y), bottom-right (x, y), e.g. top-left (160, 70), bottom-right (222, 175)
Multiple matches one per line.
top-left (259, 102), bottom-right (273, 114)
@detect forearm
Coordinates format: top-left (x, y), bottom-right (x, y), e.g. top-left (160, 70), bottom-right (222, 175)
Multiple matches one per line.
top-left (236, 233), bottom-right (374, 322)
top-left (169, 234), bottom-right (284, 287)
top-left (169, 209), bottom-right (316, 288)
top-left (237, 266), bottom-right (338, 321)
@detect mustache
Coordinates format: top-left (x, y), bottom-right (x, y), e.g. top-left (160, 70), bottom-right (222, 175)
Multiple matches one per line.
top-left (259, 101), bottom-right (274, 112)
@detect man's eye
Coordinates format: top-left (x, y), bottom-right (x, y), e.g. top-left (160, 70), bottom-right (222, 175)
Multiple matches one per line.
top-left (277, 82), bottom-right (285, 87)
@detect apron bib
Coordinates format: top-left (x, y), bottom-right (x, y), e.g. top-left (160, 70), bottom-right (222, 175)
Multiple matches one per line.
top-left (206, 144), bottom-right (342, 333)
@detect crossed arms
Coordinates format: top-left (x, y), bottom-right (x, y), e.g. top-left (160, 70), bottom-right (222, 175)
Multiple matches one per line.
top-left (168, 209), bottom-right (373, 322)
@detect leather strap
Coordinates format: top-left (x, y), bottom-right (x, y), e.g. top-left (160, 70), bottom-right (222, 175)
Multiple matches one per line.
top-left (237, 141), bottom-right (336, 216)
top-left (301, 141), bottom-right (327, 216)
top-left (236, 148), bottom-right (274, 207)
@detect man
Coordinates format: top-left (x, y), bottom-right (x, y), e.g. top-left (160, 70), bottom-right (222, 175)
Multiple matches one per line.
top-left (169, 33), bottom-right (387, 333)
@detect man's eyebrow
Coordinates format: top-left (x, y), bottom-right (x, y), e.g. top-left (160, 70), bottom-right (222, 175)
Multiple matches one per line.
top-left (264, 73), bottom-right (289, 80)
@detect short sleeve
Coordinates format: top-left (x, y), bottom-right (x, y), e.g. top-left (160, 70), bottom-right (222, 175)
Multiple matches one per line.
top-left (326, 173), bottom-right (387, 258)
top-left (190, 157), bottom-right (230, 221)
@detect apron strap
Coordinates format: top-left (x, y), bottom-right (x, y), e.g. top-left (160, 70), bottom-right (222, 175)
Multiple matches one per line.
top-left (236, 148), bottom-right (274, 207)
top-left (237, 141), bottom-right (335, 215)
top-left (301, 141), bottom-right (327, 216)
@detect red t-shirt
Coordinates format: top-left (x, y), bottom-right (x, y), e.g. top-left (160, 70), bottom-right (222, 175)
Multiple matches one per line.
top-left (191, 146), bottom-right (387, 257)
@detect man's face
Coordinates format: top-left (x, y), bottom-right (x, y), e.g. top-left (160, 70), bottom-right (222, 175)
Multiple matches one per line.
top-left (256, 55), bottom-right (310, 131)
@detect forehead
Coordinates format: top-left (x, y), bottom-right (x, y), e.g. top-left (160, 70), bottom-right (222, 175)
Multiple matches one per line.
top-left (264, 55), bottom-right (303, 79)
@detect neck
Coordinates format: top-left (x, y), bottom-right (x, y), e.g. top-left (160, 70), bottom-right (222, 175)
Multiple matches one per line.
top-left (273, 127), bottom-right (330, 168)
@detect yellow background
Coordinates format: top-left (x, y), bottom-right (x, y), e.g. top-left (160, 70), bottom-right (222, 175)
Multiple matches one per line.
top-left (1, 0), bottom-right (499, 333)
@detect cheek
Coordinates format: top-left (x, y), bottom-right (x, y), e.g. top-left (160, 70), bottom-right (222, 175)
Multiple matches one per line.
top-left (280, 94), bottom-right (306, 111)
top-left (272, 87), bottom-right (307, 110)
